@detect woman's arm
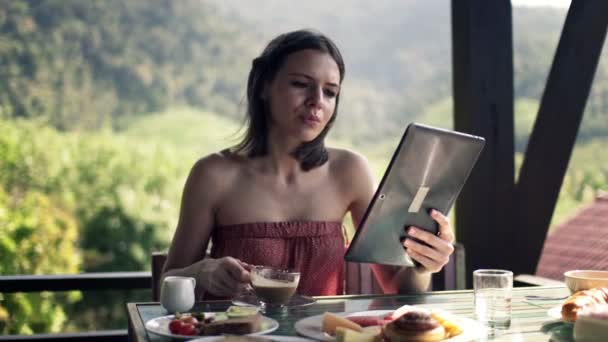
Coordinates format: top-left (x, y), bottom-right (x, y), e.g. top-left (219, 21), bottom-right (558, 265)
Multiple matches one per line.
top-left (343, 151), bottom-right (454, 294)
top-left (162, 155), bottom-right (249, 298)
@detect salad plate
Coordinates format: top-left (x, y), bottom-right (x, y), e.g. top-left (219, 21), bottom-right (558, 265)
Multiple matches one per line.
top-left (145, 313), bottom-right (279, 340)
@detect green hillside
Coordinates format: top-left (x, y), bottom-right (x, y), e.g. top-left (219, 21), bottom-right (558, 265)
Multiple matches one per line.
top-left (4, 0), bottom-right (607, 145)
top-left (122, 107), bottom-right (243, 154)
top-left (0, 0), bottom-right (256, 130)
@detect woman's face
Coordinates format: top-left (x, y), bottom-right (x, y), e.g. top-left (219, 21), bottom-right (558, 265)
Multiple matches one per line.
top-left (264, 49), bottom-right (341, 143)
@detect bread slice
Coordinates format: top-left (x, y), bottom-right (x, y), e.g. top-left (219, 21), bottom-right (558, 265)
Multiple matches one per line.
top-left (202, 313), bottom-right (263, 335)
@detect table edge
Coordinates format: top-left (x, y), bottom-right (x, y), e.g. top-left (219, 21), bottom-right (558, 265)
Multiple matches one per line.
top-left (127, 302), bottom-right (148, 342)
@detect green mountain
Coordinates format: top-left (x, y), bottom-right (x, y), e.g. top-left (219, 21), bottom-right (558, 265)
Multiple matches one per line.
top-left (2, 0), bottom-right (606, 145)
top-left (0, 0), bottom-right (256, 130)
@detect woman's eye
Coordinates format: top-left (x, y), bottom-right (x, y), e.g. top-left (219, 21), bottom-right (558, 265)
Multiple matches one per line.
top-left (290, 81), bottom-right (308, 88)
top-left (324, 89), bottom-right (337, 98)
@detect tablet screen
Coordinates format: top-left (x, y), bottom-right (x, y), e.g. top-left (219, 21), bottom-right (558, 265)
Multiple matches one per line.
top-left (344, 123), bottom-right (485, 266)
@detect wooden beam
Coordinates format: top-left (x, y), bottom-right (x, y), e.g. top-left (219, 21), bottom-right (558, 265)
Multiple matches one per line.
top-left (514, 0), bottom-right (608, 275)
top-left (451, 0), bottom-right (515, 287)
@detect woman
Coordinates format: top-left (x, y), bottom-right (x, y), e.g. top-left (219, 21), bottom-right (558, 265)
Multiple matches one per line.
top-left (162, 29), bottom-right (455, 298)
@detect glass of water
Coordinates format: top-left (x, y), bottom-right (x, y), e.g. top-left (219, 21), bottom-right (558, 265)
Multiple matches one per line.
top-left (474, 269), bottom-right (513, 336)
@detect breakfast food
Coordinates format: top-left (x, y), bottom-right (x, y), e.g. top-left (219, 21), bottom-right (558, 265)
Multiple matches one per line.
top-left (335, 326), bottom-right (382, 342)
top-left (321, 305), bottom-right (464, 341)
top-left (203, 313), bottom-right (263, 335)
top-left (561, 287), bottom-right (608, 322)
top-left (383, 310), bottom-right (446, 342)
top-left (573, 304), bottom-right (608, 342)
top-left (430, 310), bottom-right (464, 338)
top-left (167, 306), bottom-right (262, 336)
top-left (347, 315), bottom-right (392, 327)
top-left (220, 337), bottom-right (275, 342)
top-left (322, 312), bottom-right (364, 336)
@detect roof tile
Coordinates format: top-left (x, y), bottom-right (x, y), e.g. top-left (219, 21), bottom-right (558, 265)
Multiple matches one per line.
top-left (536, 195), bottom-right (608, 280)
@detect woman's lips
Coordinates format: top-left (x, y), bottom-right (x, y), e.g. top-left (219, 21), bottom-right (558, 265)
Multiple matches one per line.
top-left (300, 114), bottom-right (321, 126)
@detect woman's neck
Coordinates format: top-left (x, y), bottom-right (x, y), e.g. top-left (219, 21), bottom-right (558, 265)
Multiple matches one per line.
top-left (259, 130), bottom-right (304, 179)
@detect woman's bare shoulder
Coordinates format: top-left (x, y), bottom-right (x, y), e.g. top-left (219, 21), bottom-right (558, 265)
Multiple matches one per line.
top-left (189, 149), bottom-right (244, 187)
top-left (327, 147), bottom-right (374, 180)
top-left (328, 147), bottom-right (370, 169)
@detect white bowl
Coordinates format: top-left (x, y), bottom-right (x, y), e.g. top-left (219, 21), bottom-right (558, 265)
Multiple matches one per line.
top-left (564, 270), bottom-right (608, 294)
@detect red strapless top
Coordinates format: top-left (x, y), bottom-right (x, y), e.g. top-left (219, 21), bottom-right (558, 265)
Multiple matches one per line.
top-left (210, 221), bottom-right (346, 296)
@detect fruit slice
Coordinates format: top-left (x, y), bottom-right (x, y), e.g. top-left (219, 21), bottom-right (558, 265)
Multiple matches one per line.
top-left (322, 312), bottom-right (364, 336)
top-left (335, 326), bottom-right (381, 342)
top-left (430, 311), bottom-right (464, 337)
top-left (346, 316), bottom-right (384, 327)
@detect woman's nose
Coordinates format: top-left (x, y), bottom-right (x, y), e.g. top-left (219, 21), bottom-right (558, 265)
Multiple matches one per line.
top-left (306, 86), bottom-right (323, 107)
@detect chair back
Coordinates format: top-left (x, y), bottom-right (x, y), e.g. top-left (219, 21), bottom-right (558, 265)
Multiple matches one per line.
top-left (150, 243), bottom-right (466, 300)
top-left (432, 242), bottom-right (466, 290)
top-left (151, 252), bottom-right (168, 301)
top-left (344, 242), bottom-right (466, 294)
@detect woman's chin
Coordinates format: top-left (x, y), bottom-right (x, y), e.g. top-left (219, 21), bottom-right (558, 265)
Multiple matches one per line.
top-left (301, 127), bottom-right (326, 142)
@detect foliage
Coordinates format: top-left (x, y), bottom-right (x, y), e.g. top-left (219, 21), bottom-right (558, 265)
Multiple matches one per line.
top-left (0, 118), bottom-right (188, 332)
top-left (2, 0), bottom-right (607, 145)
top-left (1, 118), bottom-right (180, 270)
top-left (0, 0), bottom-right (255, 130)
top-left (0, 186), bottom-right (81, 334)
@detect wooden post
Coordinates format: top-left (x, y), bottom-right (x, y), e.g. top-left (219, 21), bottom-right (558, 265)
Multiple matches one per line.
top-left (451, 0), bottom-right (515, 287)
top-left (513, 0), bottom-right (608, 275)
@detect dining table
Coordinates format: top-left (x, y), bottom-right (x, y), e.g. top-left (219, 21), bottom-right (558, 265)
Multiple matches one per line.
top-left (126, 285), bottom-right (573, 342)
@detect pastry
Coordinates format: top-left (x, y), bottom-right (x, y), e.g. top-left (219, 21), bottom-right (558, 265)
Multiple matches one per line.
top-left (562, 287), bottom-right (608, 322)
top-left (383, 310), bottom-right (446, 342)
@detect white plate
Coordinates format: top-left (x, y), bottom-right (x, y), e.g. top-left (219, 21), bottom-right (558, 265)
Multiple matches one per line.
top-left (145, 313), bottom-right (279, 340)
top-left (548, 305), bottom-right (562, 320)
top-left (190, 336), bottom-right (314, 341)
top-left (294, 309), bottom-right (485, 341)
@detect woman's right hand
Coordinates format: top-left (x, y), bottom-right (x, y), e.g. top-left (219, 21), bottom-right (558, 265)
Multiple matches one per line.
top-left (198, 257), bottom-right (251, 297)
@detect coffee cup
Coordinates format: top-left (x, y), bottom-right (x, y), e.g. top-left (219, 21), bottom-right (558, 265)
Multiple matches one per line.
top-left (250, 266), bottom-right (300, 309)
top-left (160, 276), bottom-right (196, 313)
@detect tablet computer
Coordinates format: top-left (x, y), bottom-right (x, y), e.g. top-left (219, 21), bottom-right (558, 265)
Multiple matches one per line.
top-left (344, 123), bottom-right (485, 266)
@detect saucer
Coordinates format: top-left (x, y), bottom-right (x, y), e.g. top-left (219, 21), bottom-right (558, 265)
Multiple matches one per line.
top-left (232, 293), bottom-right (315, 308)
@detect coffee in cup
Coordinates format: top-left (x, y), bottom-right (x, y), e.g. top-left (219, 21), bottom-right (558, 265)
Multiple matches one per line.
top-left (250, 266), bottom-right (300, 308)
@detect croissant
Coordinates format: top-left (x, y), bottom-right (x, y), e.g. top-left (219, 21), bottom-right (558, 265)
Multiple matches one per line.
top-left (561, 287), bottom-right (608, 322)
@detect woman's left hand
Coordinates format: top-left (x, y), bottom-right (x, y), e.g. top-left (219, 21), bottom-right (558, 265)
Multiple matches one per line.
top-left (403, 209), bottom-right (455, 273)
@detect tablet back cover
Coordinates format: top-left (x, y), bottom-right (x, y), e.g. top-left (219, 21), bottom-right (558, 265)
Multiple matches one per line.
top-left (344, 123), bottom-right (485, 266)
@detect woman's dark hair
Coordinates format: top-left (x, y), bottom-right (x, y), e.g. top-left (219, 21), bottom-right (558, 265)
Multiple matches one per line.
top-left (233, 29), bottom-right (345, 171)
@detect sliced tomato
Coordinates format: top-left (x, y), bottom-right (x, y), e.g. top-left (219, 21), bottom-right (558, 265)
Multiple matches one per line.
top-left (178, 323), bottom-right (196, 336)
top-left (168, 319), bottom-right (183, 334)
